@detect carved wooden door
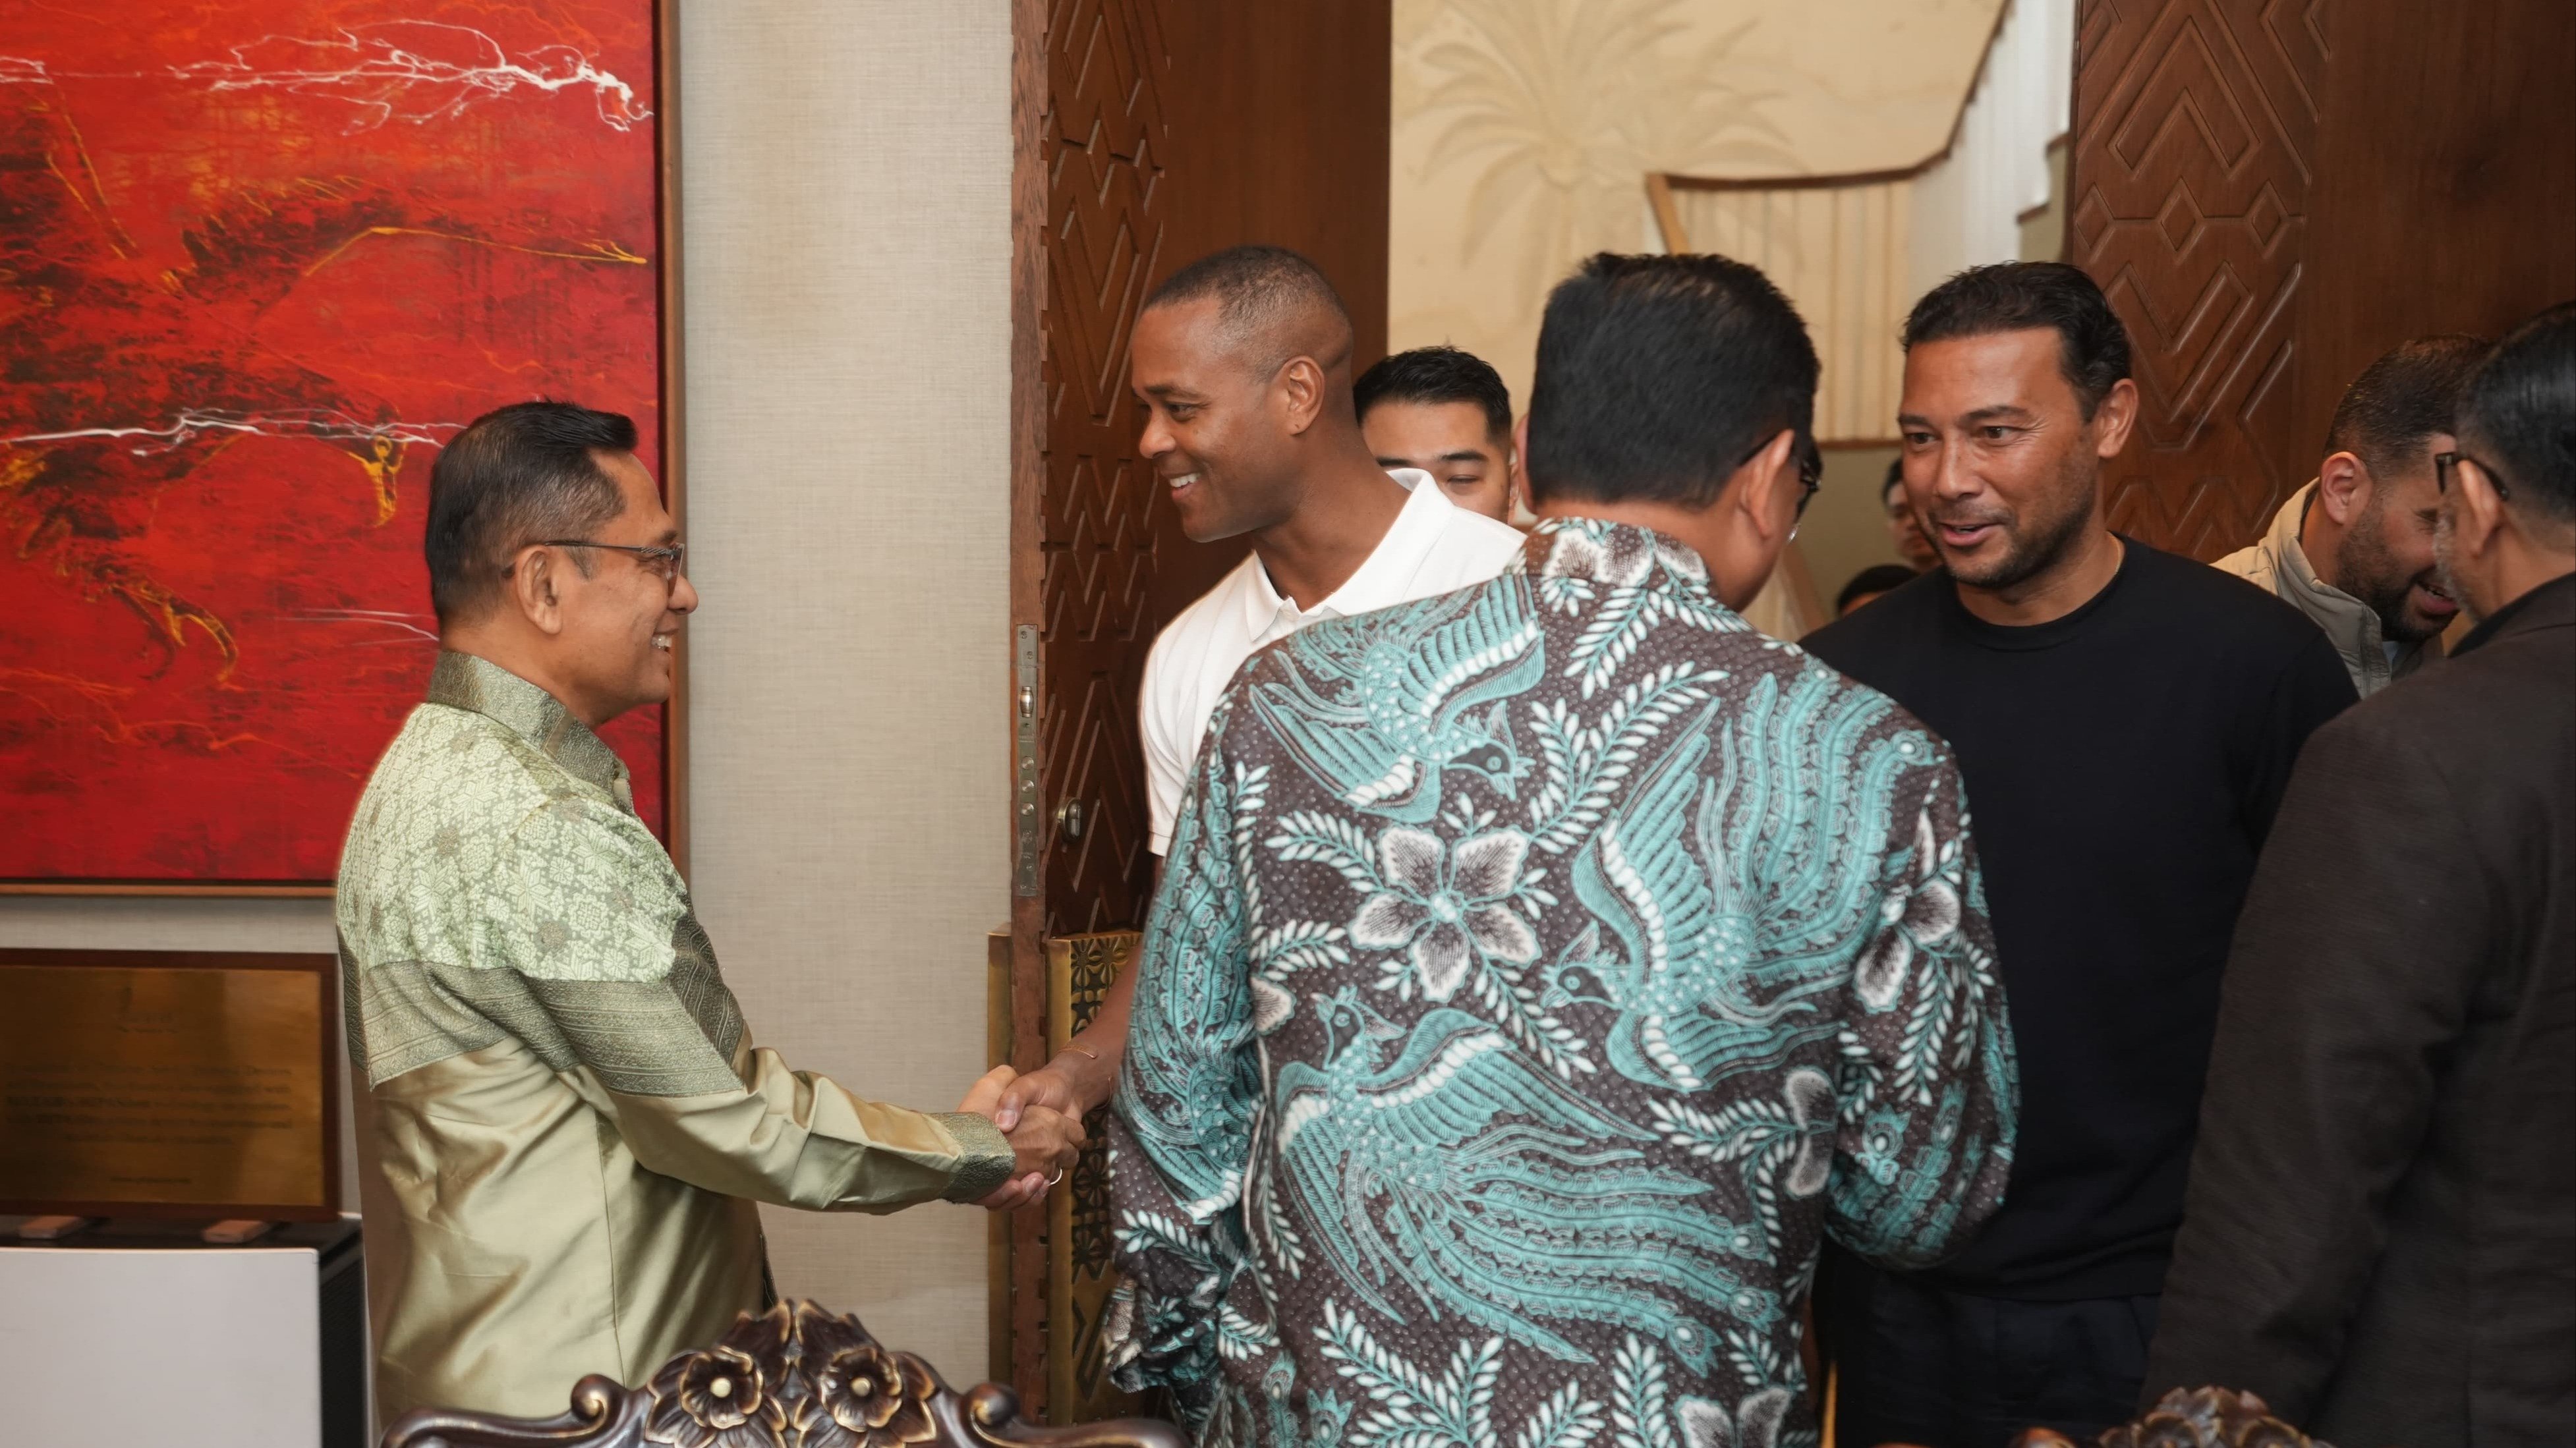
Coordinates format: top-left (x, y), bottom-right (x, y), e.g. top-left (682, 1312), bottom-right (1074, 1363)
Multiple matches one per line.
top-left (2067, 0), bottom-right (2326, 557)
top-left (1001, 0), bottom-right (1392, 1422)
top-left (2069, 0), bottom-right (2575, 559)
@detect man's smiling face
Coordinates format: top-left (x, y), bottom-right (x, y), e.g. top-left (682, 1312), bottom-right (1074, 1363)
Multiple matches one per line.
top-left (1130, 297), bottom-right (1303, 543)
top-left (2331, 437), bottom-right (2463, 641)
top-left (1897, 327), bottom-right (2114, 592)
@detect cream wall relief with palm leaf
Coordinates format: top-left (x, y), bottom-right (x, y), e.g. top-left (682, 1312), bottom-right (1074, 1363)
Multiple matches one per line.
top-left (1391, 0), bottom-right (2009, 404)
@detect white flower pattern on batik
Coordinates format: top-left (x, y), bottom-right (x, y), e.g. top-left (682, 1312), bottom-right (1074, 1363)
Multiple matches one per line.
top-left (1853, 807), bottom-right (1966, 1011)
top-left (1348, 825), bottom-right (1539, 1000)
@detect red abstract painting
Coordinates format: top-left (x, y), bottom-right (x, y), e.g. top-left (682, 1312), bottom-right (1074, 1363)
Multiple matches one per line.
top-left (1, 3), bottom-right (670, 885)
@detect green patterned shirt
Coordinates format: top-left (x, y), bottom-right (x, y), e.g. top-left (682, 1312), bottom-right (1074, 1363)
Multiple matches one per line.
top-left (337, 652), bottom-right (1012, 1426)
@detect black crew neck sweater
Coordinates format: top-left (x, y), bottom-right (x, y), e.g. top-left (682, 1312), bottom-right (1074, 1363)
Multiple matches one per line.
top-left (1804, 537), bottom-right (2357, 1300)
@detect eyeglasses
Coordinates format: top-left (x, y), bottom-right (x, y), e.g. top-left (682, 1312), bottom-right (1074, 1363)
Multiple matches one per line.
top-left (536, 540), bottom-right (688, 584)
top-left (2432, 451), bottom-right (2509, 501)
top-left (1742, 431), bottom-right (1823, 524)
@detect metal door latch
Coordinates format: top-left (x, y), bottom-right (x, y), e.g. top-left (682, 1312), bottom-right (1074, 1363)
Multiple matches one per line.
top-left (1013, 626), bottom-right (1042, 897)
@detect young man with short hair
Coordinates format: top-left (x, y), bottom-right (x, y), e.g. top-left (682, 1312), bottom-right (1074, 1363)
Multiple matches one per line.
top-left (337, 403), bottom-right (1079, 1425)
top-left (1883, 455), bottom-right (1940, 571)
top-left (2216, 334), bottom-right (2489, 695)
top-left (1802, 262), bottom-right (2357, 1443)
top-left (1107, 251), bottom-right (2018, 1447)
top-left (1355, 343), bottom-right (1521, 522)
top-left (2146, 302), bottom-right (2576, 1445)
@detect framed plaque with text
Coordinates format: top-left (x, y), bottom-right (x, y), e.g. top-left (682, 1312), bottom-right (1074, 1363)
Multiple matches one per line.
top-left (0, 948), bottom-right (338, 1221)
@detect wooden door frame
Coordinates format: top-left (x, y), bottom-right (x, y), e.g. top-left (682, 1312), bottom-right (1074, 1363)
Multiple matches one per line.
top-left (1002, 0), bottom-right (1052, 1414)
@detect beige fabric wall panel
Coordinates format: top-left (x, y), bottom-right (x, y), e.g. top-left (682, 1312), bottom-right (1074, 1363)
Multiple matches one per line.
top-left (1667, 181), bottom-right (1913, 443)
top-left (679, 1), bottom-right (1010, 1384)
top-left (1391, 0), bottom-right (2004, 400)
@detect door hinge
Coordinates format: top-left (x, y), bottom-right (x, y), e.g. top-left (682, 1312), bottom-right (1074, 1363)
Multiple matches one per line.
top-left (1013, 625), bottom-right (1042, 897)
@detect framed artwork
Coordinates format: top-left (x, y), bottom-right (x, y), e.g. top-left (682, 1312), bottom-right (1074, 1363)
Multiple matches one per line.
top-left (0, 2), bottom-right (683, 893)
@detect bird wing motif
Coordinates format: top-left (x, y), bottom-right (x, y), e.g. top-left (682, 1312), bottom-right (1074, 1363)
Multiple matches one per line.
top-left (1563, 702), bottom-right (1831, 1090)
top-left (1266, 1005), bottom-right (1756, 1366)
top-left (1703, 667), bottom-right (1924, 968)
top-left (1252, 578), bottom-right (1544, 820)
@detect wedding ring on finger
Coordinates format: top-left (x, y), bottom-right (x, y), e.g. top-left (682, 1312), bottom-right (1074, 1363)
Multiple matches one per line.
top-left (1045, 1169), bottom-right (1065, 1187)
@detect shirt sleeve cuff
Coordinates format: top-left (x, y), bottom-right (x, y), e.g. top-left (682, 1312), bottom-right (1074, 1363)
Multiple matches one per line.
top-left (932, 1111), bottom-right (1016, 1203)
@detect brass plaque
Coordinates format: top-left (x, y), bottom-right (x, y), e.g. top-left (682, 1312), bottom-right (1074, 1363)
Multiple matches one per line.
top-left (0, 953), bottom-right (335, 1218)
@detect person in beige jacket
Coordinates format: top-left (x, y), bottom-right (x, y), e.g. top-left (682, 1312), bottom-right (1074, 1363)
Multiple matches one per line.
top-left (339, 403), bottom-right (1084, 1426)
top-left (2216, 335), bottom-right (2487, 696)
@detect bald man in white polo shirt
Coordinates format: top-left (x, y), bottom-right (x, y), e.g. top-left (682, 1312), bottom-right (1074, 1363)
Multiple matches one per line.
top-left (995, 244), bottom-right (1524, 1128)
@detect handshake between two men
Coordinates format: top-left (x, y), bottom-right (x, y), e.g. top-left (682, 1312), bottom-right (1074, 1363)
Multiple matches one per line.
top-left (958, 1062), bottom-right (1089, 1211)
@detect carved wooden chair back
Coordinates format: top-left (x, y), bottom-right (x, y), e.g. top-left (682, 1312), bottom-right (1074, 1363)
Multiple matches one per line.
top-left (382, 1299), bottom-right (1186, 1448)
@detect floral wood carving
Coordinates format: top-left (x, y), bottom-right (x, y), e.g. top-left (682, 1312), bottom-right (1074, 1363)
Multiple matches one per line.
top-left (384, 1300), bottom-right (1187, 1448)
top-left (2011, 1386), bottom-right (2335, 1448)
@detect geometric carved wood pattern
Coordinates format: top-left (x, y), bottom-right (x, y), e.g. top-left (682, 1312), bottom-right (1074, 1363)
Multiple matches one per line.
top-left (1006, 0), bottom-right (1387, 1420)
top-left (2071, 0), bottom-right (2328, 559)
top-left (1007, 1), bottom-right (1189, 1424)
top-left (1036, 0), bottom-right (1193, 944)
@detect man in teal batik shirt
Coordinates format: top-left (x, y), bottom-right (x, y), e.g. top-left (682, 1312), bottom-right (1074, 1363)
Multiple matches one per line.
top-left (1104, 255), bottom-right (2019, 1448)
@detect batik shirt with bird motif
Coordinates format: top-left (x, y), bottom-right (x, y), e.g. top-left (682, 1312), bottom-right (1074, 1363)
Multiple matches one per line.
top-left (1105, 518), bottom-right (2018, 1448)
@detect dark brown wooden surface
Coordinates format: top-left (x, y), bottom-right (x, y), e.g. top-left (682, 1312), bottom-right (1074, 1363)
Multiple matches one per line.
top-left (1003, 0), bottom-right (1392, 1419)
top-left (2294, 0), bottom-right (2576, 443)
top-left (2069, 0), bottom-right (2576, 561)
top-left (2069, 0), bottom-right (2326, 558)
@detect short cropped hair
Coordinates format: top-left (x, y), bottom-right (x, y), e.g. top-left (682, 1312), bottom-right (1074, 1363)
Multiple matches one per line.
top-left (1354, 345), bottom-right (1512, 442)
top-left (2326, 334), bottom-right (2490, 476)
top-left (424, 401), bottom-right (636, 624)
top-left (2455, 300), bottom-right (2576, 528)
top-left (1525, 252), bottom-right (1818, 509)
top-left (1143, 244), bottom-right (1353, 378)
top-left (1904, 261), bottom-right (2132, 419)
top-left (1881, 457), bottom-right (1905, 502)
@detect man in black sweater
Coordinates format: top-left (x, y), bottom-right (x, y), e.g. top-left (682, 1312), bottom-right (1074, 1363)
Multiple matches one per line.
top-left (1803, 262), bottom-right (2356, 1445)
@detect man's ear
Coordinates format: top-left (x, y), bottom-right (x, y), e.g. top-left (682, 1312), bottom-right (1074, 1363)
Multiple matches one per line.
top-left (509, 545), bottom-right (569, 636)
top-left (2315, 450), bottom-right (2370, 525)
top-left (2091, 377), bottom-right (2141, 459)
top-left (2454, 457), bottom-right (2511, 556)
top-left (1732, 428), bottom-right (1800, 543)
top-left (1278, 356), bottom-right (1327, 436)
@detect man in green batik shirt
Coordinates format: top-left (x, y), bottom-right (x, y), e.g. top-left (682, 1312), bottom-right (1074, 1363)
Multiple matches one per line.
top-left (336, 403), bottom-right (1083, 1427)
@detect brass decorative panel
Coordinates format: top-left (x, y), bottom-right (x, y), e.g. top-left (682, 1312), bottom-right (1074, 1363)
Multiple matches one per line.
top-left (1045, 932), bottom-right (1145, 1423)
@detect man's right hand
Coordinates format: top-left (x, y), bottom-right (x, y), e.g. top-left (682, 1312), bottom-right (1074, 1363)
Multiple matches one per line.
top-left (1008, 1103), bottom-right (1085, 1182)
top-left (971, 1104), bottom-right (1083, 1211)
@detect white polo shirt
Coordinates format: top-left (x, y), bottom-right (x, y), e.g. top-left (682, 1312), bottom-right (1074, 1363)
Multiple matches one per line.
top-left (1141, 467), bottom-right (1528, 854)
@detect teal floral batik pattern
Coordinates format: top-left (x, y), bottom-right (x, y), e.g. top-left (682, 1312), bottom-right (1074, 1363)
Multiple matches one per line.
top-left (1106, 520), bottom-right (2019, 1448)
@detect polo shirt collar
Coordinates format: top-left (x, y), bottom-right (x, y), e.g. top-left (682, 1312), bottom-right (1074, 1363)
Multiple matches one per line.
top-left (1240, 468), bottom-right (1455, 636)
top-left (426, 651), bottom-right (627, 794)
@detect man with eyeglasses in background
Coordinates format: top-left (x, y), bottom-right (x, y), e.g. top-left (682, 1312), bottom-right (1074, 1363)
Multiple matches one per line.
top-left (334, 401), bottom-right (1083, 1428)
top-left (2146, 302), bottom-right (2574, 1445)
top-left (1801, 263), bottom-right (2357, 1443)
